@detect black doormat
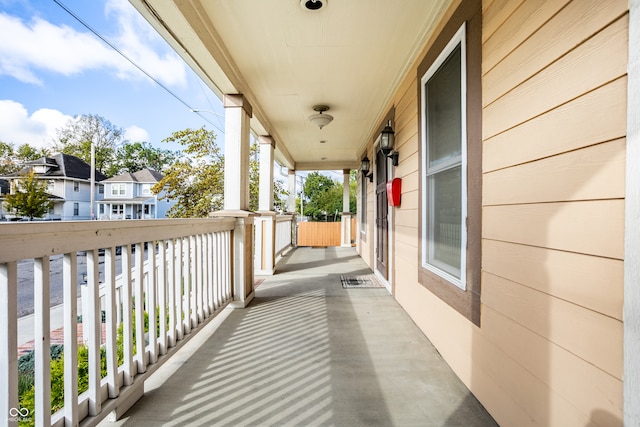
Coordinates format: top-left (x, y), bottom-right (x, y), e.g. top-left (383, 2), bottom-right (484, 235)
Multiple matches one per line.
top-left (340, 274), bottom-right (385, 288)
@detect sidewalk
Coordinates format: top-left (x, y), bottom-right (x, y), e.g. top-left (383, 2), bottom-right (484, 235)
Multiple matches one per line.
top-left (17, 298), bottom-right (86, 356)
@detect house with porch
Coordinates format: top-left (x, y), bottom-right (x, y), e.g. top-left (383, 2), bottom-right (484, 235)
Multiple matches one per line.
top-left (96, 168), bottom-right (174, 220)
top-left (0, 0), bottom-right (638, 426)
top-left (0, 153), bottom-right (106, 220)
top-left (125, 0), bottom-right (636, 424)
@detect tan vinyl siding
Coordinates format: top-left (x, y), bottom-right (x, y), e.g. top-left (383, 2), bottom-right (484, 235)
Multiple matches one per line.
top-left (361, 0), bottom-right (627, 424)
top-left (390, 70), bottom-right (420, 259)
top-left (484, 15), bottom-right (628, 138)
top-left (483, 272), bottom-right (623, 378)
top-left (384, 0), bottom-right (628, 425)
top-left (484, 200), bottom-right (624, 259)
top-left (483, 138), bottom-right (626, 205)
top-left (482, 240), bottom-right (623, 321)
top-left (483, 77), bottom-right (627, 172)
top-left (483, 0), bottom-right (625, 104)
top-left (480, 0), bottom-right (626, 425)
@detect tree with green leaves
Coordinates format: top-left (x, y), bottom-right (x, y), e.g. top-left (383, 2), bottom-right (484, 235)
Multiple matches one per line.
top-left (0, 141), bottom-right (17, 175)
top-left (154, 128), bottom-right (288, 218)
top-left (300, 172), bottom-right (339, 221)
top-left (153, 127), bottom-right (224, 218)
top-left (107, 141), bottom-right (180, 176)
top-left (297, 171), bottom-right (356, 221)
top-left (0, 142), bottom-right (50, 175)
top-left (247, 141), bottom-right (288, 212)
top-left (272, 179), bottom-right (289, 212)
top-left (54, 114), bottom-right (123, 174)
top-left (15, 144), bottom-right (50, 162)
top-left (4, 170), bottom-right (53, 220)
top-left (349, 169), bottom-right (358, 213)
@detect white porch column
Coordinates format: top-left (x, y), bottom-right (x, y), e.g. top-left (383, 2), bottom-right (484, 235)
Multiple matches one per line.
top-left (213, 94), bottom-right (255, 308)
top-left (342, 169), bottom-right (350, 212)
top-left (341, 169), bottom-right (353, 247)
top-left (258, 136), bottom-right (275, 211)
top-left (287, 169), bottom-right (297, 213)
top-left (255, 136), bottom-right (277, 275)
top-left (223, 94), bottom-right (252, 211)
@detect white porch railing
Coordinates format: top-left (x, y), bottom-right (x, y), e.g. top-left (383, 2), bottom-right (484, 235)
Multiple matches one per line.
top-left (275, 214), bottom-right (295, 258)
top-left (254, 213), bottom-right (295, 276)
top-left (0, 218), bottom-right (236, 427)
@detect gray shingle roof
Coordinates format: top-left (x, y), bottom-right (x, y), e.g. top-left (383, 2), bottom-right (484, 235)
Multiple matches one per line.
top-left (133, 169), bottom-right (164, 182)
top-left (11, 153), bottom-right (107, 181)
top-left (104, 168), bottom-right (164, 183)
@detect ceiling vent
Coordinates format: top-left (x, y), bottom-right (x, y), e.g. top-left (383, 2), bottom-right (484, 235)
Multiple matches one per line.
top-left (300, 0), bottom-right (326, 11)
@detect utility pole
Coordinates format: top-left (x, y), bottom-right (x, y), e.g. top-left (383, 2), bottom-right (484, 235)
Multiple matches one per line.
top-left (90, 141), bottom-right (95, 220)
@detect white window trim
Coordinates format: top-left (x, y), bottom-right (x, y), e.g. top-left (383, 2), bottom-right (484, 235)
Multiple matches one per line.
top-left (360, 174), bottom-right (367, 234)
top-left (420, 23), bottom-right (467, 290)
top-left (625, 0), bottom-right (640, 423)
top-left (111, 183), bottom-right (126, 196)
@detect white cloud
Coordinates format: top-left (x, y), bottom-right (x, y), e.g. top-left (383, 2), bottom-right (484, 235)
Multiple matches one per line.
top-left (0, 100), bottom-right (72, 149)
top-left (0, 13), bottom-right (119, 85)
top-left (124, 125), bottom-right (149, 143)
top-left (105, 0), bottom-right (187, 87)
top-left (0, 2), bottom-right (187, 87)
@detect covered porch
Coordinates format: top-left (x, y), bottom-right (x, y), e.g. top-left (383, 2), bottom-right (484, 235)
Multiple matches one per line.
top-left (2, 0), bottom-right (636, 424)
top-left (1, 219), bottom-right (494, 426)
top-left (100, 246), bottom-right (496, 426)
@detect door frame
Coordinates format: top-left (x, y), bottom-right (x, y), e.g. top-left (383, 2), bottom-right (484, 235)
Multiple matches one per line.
top-left (372, 135), bottom-right (394, 294)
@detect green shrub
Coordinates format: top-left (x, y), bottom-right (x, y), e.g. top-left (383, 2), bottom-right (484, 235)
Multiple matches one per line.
top-left (17, 306), bottom-right (169, 425)
top-left (17, 345), bottom-right (64, 396)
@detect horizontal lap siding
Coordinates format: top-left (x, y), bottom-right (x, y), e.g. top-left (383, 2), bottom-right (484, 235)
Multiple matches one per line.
top-left (482, 0), bottom-right (626, 425)
top-left (392, 70), bottom-right (420, 260)
top-left (483, 78), bottom-right (627, 172)
top-left (483, 240), bottom-right (623, 320)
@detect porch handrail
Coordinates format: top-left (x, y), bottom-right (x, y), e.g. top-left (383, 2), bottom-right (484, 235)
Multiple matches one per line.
top-left (275, 214), bottom-right (295, 258)
top-left (0, 218), bottom-right (236, 426)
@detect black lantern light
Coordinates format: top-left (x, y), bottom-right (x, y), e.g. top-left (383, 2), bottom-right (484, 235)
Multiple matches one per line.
top-left (380, 120), bottom-right (399, 166)
top-left (360, 156), bottom-right (373, 182)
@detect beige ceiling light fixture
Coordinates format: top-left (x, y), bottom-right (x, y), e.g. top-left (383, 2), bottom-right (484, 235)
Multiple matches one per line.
top-left (300, 0), bottom-right (326, 11)
top-left (309, 105), bottom-right (333, 129)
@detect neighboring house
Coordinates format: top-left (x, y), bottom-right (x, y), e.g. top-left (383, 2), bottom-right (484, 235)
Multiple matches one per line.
top-left (0, 153), bottom-right (106, 220)
top-left (97, 168), bottom-right (174, 220)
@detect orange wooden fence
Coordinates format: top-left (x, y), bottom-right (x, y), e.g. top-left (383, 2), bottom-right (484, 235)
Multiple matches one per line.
top-left (297, 218), bottom-right (356, 247)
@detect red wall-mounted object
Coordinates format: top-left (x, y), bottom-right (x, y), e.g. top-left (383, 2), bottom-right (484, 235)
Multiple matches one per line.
top-left (386, 178), bottom-right (402, 206)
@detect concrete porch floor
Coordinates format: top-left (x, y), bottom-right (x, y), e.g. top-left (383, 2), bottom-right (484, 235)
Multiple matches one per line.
top-left (100, 247), bottom-right (497, 426)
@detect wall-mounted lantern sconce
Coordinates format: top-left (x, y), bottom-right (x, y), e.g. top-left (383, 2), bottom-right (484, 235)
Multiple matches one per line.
top-left (360, 156), bottom-right (373, 183)
top-left (380, 120), bottom-right (399, 166)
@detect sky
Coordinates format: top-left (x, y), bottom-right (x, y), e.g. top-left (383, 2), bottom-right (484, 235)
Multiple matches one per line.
top-left (0, 0), bottom-right (226, 153)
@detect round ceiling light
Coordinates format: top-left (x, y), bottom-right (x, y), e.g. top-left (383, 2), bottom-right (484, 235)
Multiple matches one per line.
top-left (309, 105), bottom-right (333, 129)
top-left (300, 0), bottom-right (326, 11)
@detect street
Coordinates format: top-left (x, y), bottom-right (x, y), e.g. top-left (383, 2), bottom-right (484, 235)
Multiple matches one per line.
top-left (16, 252), bottom-right (124, 318)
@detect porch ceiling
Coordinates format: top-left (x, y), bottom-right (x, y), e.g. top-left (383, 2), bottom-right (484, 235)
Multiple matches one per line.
top-left (130, 0), bottom-right (450, 170)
